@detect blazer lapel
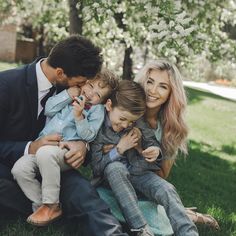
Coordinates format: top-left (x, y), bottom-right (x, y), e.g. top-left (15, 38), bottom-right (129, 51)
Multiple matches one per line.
top-left (25, 59), bottom-right (40, 136)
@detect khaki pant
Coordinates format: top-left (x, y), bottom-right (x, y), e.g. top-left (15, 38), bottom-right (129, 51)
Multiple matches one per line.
top-left (11, 145), bottom-right (71, 205)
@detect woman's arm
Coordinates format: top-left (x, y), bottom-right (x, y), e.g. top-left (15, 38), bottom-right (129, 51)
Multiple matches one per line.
top-left (156, 159), bottom-right (175, 179)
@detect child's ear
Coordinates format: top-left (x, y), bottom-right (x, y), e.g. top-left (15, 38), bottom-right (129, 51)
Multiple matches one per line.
top-left (105, 99), bottom-right (113, 111)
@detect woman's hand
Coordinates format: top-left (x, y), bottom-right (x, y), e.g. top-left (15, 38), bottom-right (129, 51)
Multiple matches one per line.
top-left (142, 146), bottom-right (160, 162)
top-left (116, 128), bottom-right (140, 155)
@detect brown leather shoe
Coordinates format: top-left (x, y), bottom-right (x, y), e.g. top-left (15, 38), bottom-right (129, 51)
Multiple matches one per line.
top-left (27, 204), bottom-right (62, 226)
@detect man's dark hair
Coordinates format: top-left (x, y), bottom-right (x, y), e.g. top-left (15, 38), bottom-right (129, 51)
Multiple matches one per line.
top-left (47, 35), bottom-right (103, 78)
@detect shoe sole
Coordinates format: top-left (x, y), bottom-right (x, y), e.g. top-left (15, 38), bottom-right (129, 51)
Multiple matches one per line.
top-left (27, 214), bottom-right (62, 227)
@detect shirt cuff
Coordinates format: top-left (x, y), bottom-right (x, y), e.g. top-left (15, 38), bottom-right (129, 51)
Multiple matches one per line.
top-left (24, 141), bottom-right (31, 155)
top-left (109, 147), bottom-right (123, 161)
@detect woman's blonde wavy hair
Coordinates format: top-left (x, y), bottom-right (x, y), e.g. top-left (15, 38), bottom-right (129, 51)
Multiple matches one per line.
top-left (135, 59), bottom-right (188, 159)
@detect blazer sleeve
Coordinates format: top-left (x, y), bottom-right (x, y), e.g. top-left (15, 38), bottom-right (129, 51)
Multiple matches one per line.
top-left (0, 77), bottom-right (27, 165)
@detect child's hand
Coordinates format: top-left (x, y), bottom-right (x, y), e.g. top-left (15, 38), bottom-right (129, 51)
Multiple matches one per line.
top-left (102, 144), bottom-right (115, 154)
top-left (132, 127), bottom-right (142, 140)
top-left (73, 95), bottom-right (85, 120)
top-left (132, 127), bottom-right (142, 153)
top-left (142, 146), bottom-right (160, 162)
top-left (116, 128), bottom-right (140, 155)
top-left (67, 86), bottom-right (80, 98)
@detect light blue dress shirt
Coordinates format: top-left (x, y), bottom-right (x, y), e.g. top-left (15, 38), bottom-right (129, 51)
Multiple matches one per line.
top-left (38, 90), bottom-right (105, 142)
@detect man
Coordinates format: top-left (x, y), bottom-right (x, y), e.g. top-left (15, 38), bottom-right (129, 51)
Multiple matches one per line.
top-left (0, 35), bottom-right (127, 235)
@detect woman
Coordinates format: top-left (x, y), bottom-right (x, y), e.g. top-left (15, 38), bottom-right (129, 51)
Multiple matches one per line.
top-left (134, 59), bottom-right (219, 230)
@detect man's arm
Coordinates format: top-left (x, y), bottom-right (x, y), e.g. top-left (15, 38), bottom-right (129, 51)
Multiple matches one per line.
top-left (0, 77), bottom-right (26, 164)
top-left (0, 141), bottom-right (29, 166)
top-left (0, 64), bottom-right (61, 165)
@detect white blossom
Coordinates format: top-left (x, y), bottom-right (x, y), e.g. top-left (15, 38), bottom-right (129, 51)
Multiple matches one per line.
top-left (157, 41), bottom-right (167, 51)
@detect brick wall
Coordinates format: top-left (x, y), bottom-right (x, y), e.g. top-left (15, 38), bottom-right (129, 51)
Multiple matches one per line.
top-left (15, 39), bottom-right (37, 63)
top-left (0, 24), bottom-right (17, 62)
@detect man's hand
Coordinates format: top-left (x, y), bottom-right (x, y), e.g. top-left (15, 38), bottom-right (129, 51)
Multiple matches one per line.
top-left (29, 134), bottom-right (62, 154)
top-left (59, 141), bottom-right (87, 169)
top-left (142, 146), bottom-right (160, 162)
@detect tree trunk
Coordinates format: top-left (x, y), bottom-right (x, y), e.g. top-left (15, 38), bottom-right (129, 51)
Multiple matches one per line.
top-left (114, 6), bottom-right (133, 80)
top-left (37, 25), bottom-right (46, 57)
top-left (224, 23), bottom-right (236, 40)
top-left (68, 0), bottom-right (83, 35)
top-left (123, 46), bottom-right (133, 80)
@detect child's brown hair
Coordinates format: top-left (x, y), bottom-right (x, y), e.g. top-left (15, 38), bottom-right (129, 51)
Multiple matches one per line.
top-left (109, 80), bottom-right (146, 117)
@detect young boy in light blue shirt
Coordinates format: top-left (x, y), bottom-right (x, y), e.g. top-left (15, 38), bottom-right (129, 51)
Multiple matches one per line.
top-left (11, 68), bottom-right (118, 226)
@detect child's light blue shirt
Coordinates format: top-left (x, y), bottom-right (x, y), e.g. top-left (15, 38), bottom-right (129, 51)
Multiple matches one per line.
top-left (38, 90), bottom-right (105, 142)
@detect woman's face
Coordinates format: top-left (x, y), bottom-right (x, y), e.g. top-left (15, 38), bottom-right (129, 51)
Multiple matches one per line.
top-left (144, 69), bottom-right (171, 110)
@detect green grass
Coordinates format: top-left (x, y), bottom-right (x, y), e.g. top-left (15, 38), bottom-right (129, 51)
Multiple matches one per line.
top-left (168, 88), bottom-right (236, 236)
top-left (0, 61), bottom-right (20, 71)
top-left (0, 62), bottom-right (236, 235)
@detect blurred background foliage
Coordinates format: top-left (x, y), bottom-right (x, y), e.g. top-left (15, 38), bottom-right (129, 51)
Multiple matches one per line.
top-left (0, 0), bottom-right (236, 84)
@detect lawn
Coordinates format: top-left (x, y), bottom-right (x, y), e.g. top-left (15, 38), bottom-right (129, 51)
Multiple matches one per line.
top-left (0, 63), bottom-right (235, 235)
top-left (0, 61), bottom-right (19, 71)
top-left (168, 88), bottom-right (236, 236)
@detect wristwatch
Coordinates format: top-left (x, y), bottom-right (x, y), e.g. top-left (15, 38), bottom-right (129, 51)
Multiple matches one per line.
top-left (85, 142), bottom-right (90, 151)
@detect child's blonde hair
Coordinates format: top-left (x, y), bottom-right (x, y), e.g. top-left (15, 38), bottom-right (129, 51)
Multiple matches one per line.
top-left (94, 68), bottom-right (119, 103)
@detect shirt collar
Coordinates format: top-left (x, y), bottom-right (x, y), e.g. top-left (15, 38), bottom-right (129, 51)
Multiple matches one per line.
top-left (36, 58), bottom-right (53, 92)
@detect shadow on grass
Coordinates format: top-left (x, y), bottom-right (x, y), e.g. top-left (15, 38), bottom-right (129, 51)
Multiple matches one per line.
top-left (221, 143), bottom-right (236, 156)
top-left (0, 213), bottom-right (82, 236)
top-left (188, 140), bottom-right (236, 157)
top-left (0, 138), bottom-right (235, 236)
top-left (185, 87), bottom-right (233, 105)
top-left (169, 139), bottom-right (236, 236)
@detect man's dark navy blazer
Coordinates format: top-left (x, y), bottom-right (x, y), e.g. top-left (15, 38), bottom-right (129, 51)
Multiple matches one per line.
top-left (0, 59), bottom-right (128, 236)
top-left (0, 59), bottom-right (63, 167)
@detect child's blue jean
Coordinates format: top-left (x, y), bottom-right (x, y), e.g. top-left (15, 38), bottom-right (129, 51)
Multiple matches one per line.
top-left (104, 161), bottom-right (199, 236)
